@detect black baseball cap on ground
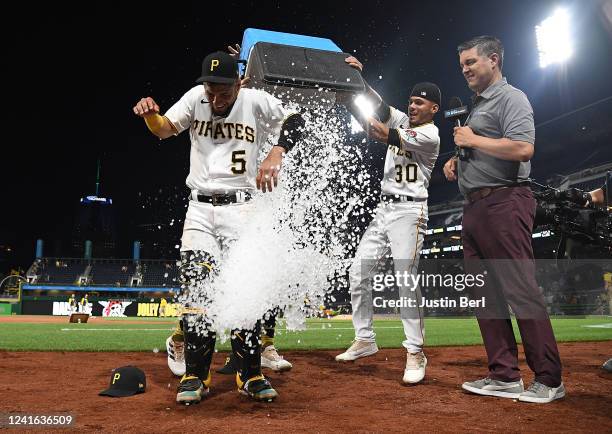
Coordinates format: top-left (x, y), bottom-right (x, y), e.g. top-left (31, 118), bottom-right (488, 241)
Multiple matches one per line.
top-left (410, 82), bottom-right (442, 106)
top-left (196, 51), bottom-right (239, 84)
top-left (99, 366), bottom-right (146, 397)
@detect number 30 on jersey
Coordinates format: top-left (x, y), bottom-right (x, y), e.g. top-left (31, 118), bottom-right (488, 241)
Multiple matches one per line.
top-left (395, 163), bottom-right (417, 182)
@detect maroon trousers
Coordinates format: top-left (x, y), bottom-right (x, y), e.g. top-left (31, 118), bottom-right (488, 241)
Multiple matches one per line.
top-left (462, 186), bottom-right (562, 387)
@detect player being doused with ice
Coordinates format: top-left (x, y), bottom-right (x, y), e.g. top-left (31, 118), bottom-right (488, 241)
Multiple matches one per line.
top-left (133, 50), bottom-right (304, 404)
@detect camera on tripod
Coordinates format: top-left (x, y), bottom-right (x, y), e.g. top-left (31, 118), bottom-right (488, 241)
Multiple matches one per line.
top-left (533, 183), bottom-right (611, 251)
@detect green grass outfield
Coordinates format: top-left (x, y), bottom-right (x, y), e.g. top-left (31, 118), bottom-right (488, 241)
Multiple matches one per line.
top-left (0, 316), bottom-right (611, 351)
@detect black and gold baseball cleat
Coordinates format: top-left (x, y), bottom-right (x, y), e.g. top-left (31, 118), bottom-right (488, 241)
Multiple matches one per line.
top-left (176, 373), bottom-right (210, 405)
top-left (237, 374), bottom-right (278, 402)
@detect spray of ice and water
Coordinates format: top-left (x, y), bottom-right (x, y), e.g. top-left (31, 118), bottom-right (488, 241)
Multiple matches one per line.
top-left (178, 92), bottom-right (375, 341)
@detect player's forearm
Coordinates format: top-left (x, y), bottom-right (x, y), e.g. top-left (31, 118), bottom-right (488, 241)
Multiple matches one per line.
top-left (344, 82), bottom-right (391, 128)
top-left (363, 82), bottom-right (391, 123)
top-left (470, 136), bottom-right (534, 162)
top-left (144, 114), bottom-right (176, 139)
top-left (269, 145), bottom-right (286, 157)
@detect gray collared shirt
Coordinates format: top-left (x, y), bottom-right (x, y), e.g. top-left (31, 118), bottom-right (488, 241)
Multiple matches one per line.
top-left (458, 77), bottom-right (535, 196)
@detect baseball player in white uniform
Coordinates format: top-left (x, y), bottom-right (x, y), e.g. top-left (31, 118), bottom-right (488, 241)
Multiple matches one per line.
top-left (133, 51), bottom-right (303, 404)
top-left (336, 57), bottom-right (440, 385)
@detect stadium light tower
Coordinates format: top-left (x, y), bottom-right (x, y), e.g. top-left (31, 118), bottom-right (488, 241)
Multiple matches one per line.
top-left (535, 8), bottom-right (573, 68)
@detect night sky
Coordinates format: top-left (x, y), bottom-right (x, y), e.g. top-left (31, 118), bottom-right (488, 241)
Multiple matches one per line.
top-left (3, 0), bottom-right (612, 268)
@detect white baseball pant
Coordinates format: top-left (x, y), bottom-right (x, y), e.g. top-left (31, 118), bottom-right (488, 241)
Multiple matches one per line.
top-left (180, 199), bottom-right (255, 256)
top-left (349, 201), bottom-right (427, 353)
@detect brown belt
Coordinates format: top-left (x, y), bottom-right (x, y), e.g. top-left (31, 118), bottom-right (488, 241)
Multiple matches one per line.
top-left (466, 186), bottom-right (509, 203)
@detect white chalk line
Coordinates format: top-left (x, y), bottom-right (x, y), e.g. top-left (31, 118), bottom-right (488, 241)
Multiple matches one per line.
top-left (582, 323), bottom-right (612, 329)
top-left (59, 325), bottom-right (406, 332)
top-left (61, 328), bottom-right (173, 331)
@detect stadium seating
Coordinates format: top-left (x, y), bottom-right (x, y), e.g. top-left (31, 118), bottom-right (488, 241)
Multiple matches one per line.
top-left (140, 261), bottom-right (179, 287)
top-left (39, 259), bottom-right (87, 284)
top-left (89, 262), bottom-right (136, 286)
top-left (28, 258), bottom-right (179, 288)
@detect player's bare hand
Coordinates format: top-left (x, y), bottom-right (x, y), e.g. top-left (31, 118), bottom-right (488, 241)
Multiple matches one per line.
top-left (227, 43), bottom-right (241, 57)
top-left (257, 146), bottom-right (284, 193)
top-left (453, 126), bottom-right (476, 148)
top-left (345, 56), bottom-right (363, 72)
top-left (443, 157), bottom-right (458, 181)
top-left (366, 117), bottom-right (389, 142)
top-left (133, 97), bottom-right (160, 117)
top-left (227, 44), bottom-right (250, 88)
top-left (240, 76), bottom-right (251, 88)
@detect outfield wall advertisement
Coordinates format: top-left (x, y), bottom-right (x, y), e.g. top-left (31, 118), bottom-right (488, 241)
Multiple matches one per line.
top-left (21, 300), bottom-right (181, 317)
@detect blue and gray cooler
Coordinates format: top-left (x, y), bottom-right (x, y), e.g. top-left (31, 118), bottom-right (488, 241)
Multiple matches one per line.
top-left (237, 28), bottom-right (366, 106)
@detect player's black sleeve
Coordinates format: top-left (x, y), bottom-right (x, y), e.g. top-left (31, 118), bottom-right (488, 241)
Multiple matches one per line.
top-left (387, 128), bottom-right (400, 147)
top-left (370, 85), bottom-right (391, 123)
top-left (276, 113), bottom-right (305, 152)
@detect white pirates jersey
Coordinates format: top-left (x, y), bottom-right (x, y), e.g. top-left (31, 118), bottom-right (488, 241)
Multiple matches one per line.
top-left (164, 86), bottom-right (292, 194)
top-left (380, 107), bottom-right (440, 198)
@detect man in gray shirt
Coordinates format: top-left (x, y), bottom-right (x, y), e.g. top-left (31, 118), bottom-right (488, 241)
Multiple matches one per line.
top-left (443, 35), bottom-right (564, 404)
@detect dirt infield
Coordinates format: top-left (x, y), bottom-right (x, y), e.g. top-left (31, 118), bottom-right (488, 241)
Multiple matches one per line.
top-left (1, 342), bottom-right (611, 433)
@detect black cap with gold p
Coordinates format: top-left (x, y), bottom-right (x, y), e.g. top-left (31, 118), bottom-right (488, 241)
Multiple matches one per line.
top-left (99, 366), bottom-right (146, 397)
top-left (195, 51), bottom-right (239, 84)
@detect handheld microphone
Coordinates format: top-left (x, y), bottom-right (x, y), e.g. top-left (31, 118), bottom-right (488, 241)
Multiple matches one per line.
top-left (444, 97), bottom-right (470, 160)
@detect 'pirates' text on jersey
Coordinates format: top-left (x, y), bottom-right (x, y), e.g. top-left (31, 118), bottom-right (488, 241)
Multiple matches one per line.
top-left (164, 86), bottom-right (293, 194)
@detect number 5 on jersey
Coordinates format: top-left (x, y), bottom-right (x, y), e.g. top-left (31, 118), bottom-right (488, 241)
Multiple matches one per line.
top-left (395, 163), bottom-right (417, 182)
top-left (231, 150), bottom-right (246, 174)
